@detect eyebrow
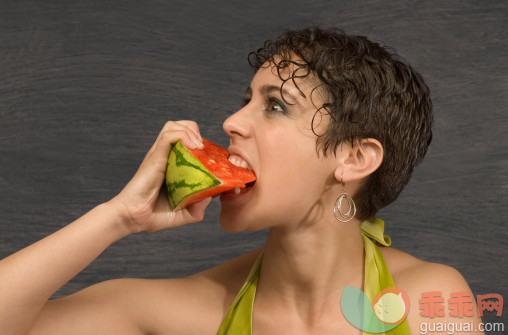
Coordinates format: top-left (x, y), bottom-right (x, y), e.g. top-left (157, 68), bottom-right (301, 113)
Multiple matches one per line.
top-left (245, 85), bottom-right (302, 106)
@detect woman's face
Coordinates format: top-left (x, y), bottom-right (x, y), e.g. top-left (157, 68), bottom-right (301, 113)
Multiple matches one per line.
top-left (220, 61), bottom-right (340, 232)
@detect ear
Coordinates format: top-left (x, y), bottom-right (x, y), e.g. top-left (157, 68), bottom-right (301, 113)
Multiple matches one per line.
top-left (334, 138), bottom-right (384, 183)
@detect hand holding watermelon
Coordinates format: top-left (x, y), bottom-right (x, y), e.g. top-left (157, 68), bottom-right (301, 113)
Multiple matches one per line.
top-left (110, 121), bottom-right (213, 234)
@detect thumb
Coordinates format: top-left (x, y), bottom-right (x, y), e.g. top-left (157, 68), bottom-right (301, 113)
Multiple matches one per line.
top-left (168, 197), bottom-right (213, 229)
top-left (184, 197), bottom-right (213, 223)
top-left (146, 196), bottom-right (213, 233)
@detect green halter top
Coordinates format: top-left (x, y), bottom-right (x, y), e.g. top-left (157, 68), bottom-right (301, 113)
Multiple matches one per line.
top-left (216, 218), bottom-right (411, 335)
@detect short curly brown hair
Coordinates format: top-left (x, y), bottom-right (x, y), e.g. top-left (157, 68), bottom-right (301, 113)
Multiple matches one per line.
top-left (248, 27), bottom-right (433, 220)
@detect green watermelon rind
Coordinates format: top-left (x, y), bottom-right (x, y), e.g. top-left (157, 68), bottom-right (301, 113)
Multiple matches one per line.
top-left (165, 140), bottom-right (222, 209)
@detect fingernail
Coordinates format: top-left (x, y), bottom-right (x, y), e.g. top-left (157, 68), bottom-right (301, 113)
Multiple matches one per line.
top-left (194, 138), bottom-right (204, 149)
top-left (186, 141), bottom-right (197, 149)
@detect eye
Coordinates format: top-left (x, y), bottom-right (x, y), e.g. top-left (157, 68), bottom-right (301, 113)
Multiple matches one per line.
top-left (265, 98), bottom-right (288, 115)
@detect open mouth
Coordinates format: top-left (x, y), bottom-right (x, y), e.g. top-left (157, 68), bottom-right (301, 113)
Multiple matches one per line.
top-left (223, 181), bottom-right (256, 195)
top-left (245, 180), bottom-right (256, 188)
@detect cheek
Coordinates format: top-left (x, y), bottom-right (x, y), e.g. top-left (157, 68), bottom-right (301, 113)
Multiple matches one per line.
top-left (262, 139), bottom-right (320, 187)
top-left (258, 149), bottom-right (330, 220)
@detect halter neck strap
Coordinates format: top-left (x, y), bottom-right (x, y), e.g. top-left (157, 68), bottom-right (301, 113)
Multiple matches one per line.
top-left (360, 217), bottom-right (391, 247)
top-left (217, 218), bottom-right (410, 334)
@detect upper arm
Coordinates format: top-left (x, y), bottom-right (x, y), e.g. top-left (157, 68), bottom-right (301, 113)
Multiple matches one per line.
top-left (25, 251), bottom-right (260, 335)
top-left (27, 279), bottom-right (147, 335)
top-left (27, 277), bottom-right (223, 335)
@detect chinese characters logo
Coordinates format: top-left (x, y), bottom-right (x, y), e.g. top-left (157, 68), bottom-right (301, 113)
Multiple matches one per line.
top-left (420, 291), bottom-right (503, 318)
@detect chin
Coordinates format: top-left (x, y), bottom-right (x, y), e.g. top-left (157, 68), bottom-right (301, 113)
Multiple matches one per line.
top-left (218, 206), bottom-right (244, 232)
top-left (219, 208), bottom-right (269, 233)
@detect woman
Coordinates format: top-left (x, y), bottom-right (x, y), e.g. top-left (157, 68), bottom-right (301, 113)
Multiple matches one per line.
top-left (0, 27), bottom-right (483, 334)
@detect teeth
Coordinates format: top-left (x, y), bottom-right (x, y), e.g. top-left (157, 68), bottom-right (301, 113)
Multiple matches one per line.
top-left (228, 155), bottom-right (252, 170)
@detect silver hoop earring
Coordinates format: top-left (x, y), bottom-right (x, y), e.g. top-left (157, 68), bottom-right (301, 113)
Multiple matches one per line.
top-left (333, 177), bottom-right (356, 223)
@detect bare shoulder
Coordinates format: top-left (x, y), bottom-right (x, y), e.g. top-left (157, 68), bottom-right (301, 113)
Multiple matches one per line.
top-left (190, 248), bottom-right (264, 310)
top-left (148, 247), bottom-right (263, 334)
top-left (380, 247), bottom-right (484, 334)
top-left (142, 247), bottom-right (263, 334)
top-left (380, 246), bottom-right (468, 289)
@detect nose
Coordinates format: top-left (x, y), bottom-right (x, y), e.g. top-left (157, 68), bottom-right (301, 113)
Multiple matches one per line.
top-left (223, 107), bottom-right (250, 138)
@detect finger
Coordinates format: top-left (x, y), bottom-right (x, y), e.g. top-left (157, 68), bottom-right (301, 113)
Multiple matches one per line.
top-left (139, 130), bottom-right (196, 181)
top-left (126, 130), bottom-right (195, 195)
top-left (151, 130), bottom-right (201, 164)
top-left (130, 125), bottom-right (205, 205)
top-left (179, 197), bottom-right (213, 224)
top-left (148, 121), bottom-right (185, 154)
top-left (174, 120), bottom-right (202, 142)
top-left (149, 121), bottom-right (203, 154)
top-left (149, 196), bottom-right (211, 232)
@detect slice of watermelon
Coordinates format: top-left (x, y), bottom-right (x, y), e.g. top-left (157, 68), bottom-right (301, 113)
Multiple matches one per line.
top-left (165, 139), bottom-right (256, 210)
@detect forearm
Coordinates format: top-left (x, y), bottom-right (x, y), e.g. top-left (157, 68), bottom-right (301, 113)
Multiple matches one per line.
top-left (0, 201), bottom-right (130, 334)
top-left (0, 121), bottom-right (208, 335)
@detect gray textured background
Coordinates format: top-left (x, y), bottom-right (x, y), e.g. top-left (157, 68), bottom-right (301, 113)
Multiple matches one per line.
top-left (1, 0), bottom-right (507, 330)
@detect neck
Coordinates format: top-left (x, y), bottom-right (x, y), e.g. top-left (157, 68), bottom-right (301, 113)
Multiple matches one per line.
top-left (256, 217), bottom-right (365, 320)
